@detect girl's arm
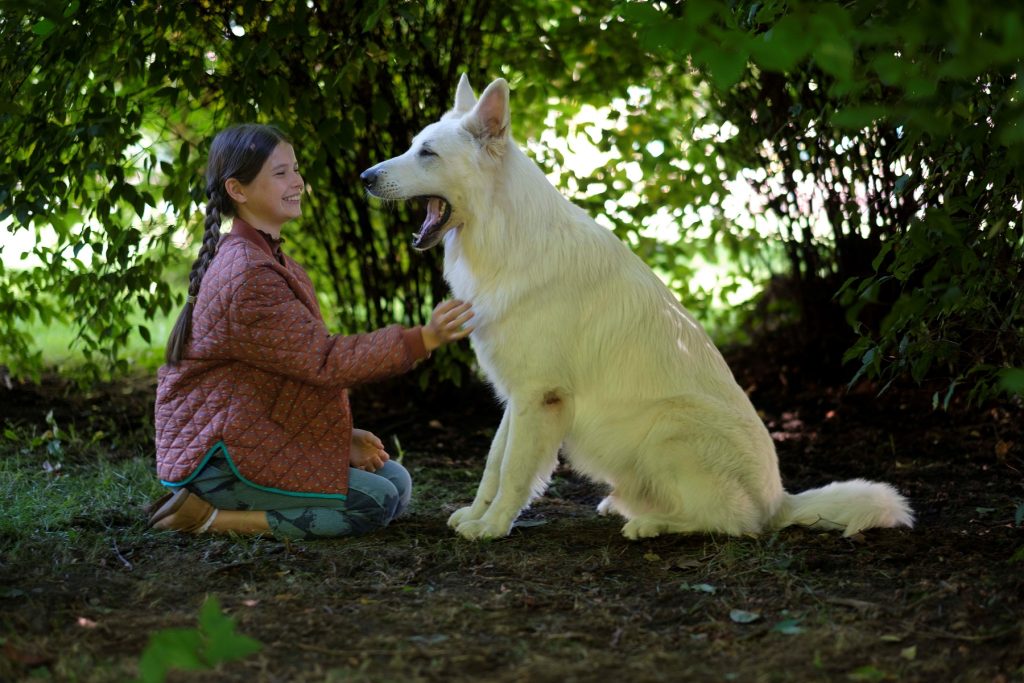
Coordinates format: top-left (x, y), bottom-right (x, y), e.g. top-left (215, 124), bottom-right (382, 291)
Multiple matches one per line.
top-left (224, 263), bottom-right (427, 387)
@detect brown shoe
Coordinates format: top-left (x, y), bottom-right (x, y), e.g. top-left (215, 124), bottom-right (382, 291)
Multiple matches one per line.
top-left (148, 488), bottom-right (216, 533)
top-left (145, 490), bottom-right (175, 517)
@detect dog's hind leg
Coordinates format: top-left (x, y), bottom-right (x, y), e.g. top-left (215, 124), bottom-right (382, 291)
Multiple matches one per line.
top-left (454, 389), bottom-right (572, 540)
top-left (596, 492), bottom-right (621, 517)
top-left (448, 406), bottom-right (511, 528)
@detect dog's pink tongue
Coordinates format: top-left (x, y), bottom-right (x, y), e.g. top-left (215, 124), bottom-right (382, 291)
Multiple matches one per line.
top-left (422, 198), bottom-right (441, 230)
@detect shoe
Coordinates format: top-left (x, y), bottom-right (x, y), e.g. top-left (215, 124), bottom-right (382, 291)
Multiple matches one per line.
top-left (148, 488), bottom-right (216, 533)
top-left (146, 490), bottom-right (175, 517)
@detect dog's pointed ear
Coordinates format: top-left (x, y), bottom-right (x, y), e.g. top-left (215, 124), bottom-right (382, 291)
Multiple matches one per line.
top-left (464, 78), bottom-right (510, 149)
top-left (454, 73), bottom-right (477, 113)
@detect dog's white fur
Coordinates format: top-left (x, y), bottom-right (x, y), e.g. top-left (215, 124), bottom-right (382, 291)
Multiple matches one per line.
top-left (363, 75), bottom-right (915, 541)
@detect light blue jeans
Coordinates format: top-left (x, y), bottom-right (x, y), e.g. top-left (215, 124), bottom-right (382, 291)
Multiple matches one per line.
top-left (183, 453), bottom-right (412, 539)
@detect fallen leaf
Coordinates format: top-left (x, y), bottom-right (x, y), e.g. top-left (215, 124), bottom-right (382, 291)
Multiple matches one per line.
top-left (643, 552), bottom-right (661, 562)
top-left (729, 609), bottom-right (761, 624)
top-left (512, 518), bottom-right (548, 528)
top-left (772, 618), bottom-right (804, 635)
top-left (685, 583), bottom-right (717, 594)
top-left (829, 596), bottom-right (880, 612)
top-left (3, 642), bottom-right (53, 666)
top-left (900, 645), bottom-right (917, 661)
top-left (670, 557), bottom-right (702, 570)
top-left (847, 664), bottom-right (888, 682)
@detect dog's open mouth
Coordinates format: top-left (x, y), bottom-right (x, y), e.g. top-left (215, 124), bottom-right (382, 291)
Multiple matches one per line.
top-left (413, 196), bottom-right (453, 250)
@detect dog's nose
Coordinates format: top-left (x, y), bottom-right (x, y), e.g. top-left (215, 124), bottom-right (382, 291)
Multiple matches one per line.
top-left (360, 168), bottom-right (377, 189)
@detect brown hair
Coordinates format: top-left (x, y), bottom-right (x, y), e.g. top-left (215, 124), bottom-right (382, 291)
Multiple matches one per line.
top-left (165, 124), bottom-right (291, 364)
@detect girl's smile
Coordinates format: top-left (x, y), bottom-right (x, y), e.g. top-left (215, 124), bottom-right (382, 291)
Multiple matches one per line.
top-left (227, 142), bottom-right (304, 236)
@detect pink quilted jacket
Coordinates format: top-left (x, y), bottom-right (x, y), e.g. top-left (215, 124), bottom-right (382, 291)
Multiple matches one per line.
top-left (155, 218), bottom-right (427, 497)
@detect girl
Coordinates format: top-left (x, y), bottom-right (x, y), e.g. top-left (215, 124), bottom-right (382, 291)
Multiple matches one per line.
top-left (148, 123), bottom-right (473, 539)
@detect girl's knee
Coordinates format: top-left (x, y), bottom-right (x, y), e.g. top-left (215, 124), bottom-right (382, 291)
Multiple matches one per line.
top-left (379, 461), bottom-right (412, 517)
top-left (377, 478), bottom-right (401, 522)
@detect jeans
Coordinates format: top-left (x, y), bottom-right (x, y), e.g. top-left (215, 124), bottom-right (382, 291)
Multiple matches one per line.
top-left (184, 453), bottom-right (412, 540)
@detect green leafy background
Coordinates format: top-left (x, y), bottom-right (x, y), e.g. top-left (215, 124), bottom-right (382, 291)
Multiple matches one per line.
top-left (1, 0), bottom-right (1021, 404)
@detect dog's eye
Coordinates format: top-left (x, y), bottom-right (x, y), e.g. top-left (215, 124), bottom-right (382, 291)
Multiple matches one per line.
top-left (418, 147), bottom-right (438, 158)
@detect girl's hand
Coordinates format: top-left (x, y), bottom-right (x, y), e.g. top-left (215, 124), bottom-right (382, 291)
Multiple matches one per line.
top-left (351, 428), bottom-right (389, 472)
top-left (422, 300), bottom-right (474, 352)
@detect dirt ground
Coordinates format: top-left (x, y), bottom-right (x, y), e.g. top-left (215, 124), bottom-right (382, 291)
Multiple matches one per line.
top-left (1, 349), bottom-right (1022, 682)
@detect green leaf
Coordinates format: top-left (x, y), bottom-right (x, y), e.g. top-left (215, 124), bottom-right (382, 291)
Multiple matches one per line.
top-left (847, 665), bottom-right (888, 682)
top-left (684, 0), bottom-right (722, 25)
top-left (198, 596), bottom-right (262, 665)
top-left (616, 2), bottom-right (663, 26)
top-left (772, 618), bottom-right (805, 635)
top-left (137, 628), bottom-right (205, 683)
top-left (32, 19), bottom-right (57, 36)
top-left (998, 368), bottom-right (1024, 396)
top-left (363, 0), bottom-right (388, 32)
top-left (871, 53), bottom-right (904, 84)
top-left (831, 106), bottom-right (886, 129)
top-left (750, 15), bottom-right (811, 72)
top-left (698, 44), bottom-right (749, 89)
top-left (814, 38), bottom-right (854, 80)
top-left (997, 114), bottom-right (1024, 146)
top-left (639, 18), bottom-right (692, 54)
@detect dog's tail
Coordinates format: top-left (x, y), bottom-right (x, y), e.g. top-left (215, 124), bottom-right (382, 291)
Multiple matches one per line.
top-left (772, 479), bottom-right (914, 536)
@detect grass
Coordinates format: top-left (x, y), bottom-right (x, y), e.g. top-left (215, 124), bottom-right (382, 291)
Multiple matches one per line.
top-left (0, 452), bottom-right (157, 553)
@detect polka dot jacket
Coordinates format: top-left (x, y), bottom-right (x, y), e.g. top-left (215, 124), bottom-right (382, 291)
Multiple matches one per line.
top-left (155, 218), bottom-right (428, 496)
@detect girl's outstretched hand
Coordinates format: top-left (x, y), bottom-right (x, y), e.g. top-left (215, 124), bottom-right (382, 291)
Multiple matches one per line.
top-left (422, 299), bottom-right (474, 352)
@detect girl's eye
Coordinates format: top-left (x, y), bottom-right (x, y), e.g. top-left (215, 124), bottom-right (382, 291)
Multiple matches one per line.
top-left (419, 148), bottom-right (438, 158)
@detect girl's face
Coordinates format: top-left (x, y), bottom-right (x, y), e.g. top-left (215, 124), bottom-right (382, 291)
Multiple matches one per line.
top-left (230, 142), bottom-right (304, 232)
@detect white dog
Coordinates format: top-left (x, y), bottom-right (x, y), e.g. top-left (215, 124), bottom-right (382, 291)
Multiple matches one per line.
top-left (361, 75), bottom-right (914, 541)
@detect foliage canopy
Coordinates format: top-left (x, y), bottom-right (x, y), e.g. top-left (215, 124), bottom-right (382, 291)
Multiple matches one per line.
top-left (615, 0), bottom-right (1024, 404)
top-left (2, 0), bottom-right (1022, 404)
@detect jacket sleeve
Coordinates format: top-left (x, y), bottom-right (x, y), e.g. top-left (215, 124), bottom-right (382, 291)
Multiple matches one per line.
top-left (224, 262), bottom-right (428, 388)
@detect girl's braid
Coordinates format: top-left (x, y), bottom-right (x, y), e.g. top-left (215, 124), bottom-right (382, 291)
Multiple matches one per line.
top-left (187, 189), bottom-right (226, 298)
top-left (164, 188), bottom-right (226, 364)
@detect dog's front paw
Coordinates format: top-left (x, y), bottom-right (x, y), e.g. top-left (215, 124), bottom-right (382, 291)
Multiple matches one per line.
top-left (621, 517), bottom-right (665, 540)
top-left (455, 518), bottom-right (511, 541)
top-left (447, 506), bottom-right (478, 529)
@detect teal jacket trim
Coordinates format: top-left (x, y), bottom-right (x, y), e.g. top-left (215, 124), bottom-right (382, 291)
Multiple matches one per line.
top-left (160, 440), bottom-right (347, 500)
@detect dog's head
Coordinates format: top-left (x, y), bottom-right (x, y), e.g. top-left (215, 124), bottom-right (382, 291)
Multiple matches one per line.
top-left (361, 75), bottom-right (511, 250)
